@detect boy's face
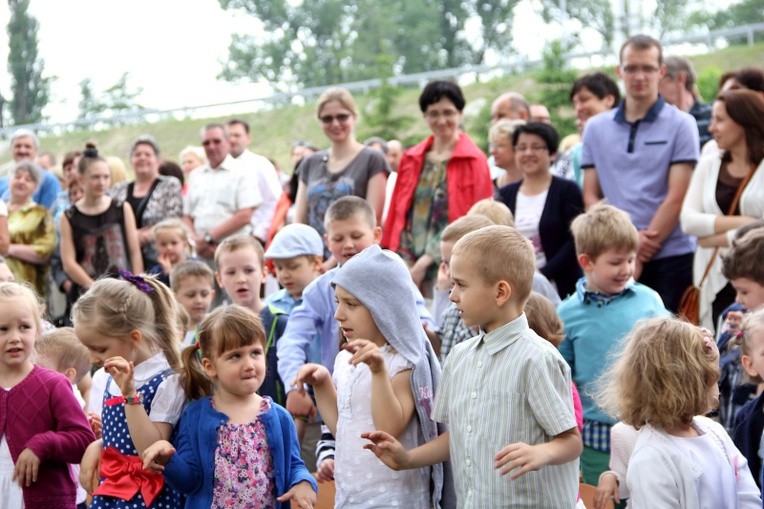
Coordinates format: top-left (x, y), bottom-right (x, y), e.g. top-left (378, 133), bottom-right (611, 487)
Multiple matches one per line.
top-left (325, 214), bottom-right (382, 265)
top-left (35, 352), bottom-right (77, 383)
top-left (272, 256), bottom-right (321, 300)
top-left (580, 248), bottom-right (636, 296)
top-left (174, 275), bottom-right (215, 327)
top-left (732, 277), bottom-right (764, 311)
top-left (449, 251), bottom-right (502, 332)
top-left (155, 229), bottom-right (187, 266)
top-left (216, 247), bottom-right (266, 310)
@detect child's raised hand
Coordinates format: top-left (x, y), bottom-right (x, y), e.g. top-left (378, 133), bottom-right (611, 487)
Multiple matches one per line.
top-left (345, 339), bottom-right (385, 373)
top-left (12, 448), bottom-right (40, 487)
top-left (88, 412), bottom-right (103, 439)
top-left (103, 356), bottom-right (136, 397)
top-left (494, 442), bottom-right (549, 479)
top-left (276, 479), bottom-right (317, 508)
top-left (142, 440), bottom-right (176, 472)
top-left (316, 458), bottom-right (335, 482)
top-left (157, 252), bottom-right (173, 275)
top-left (293, 363), bottom-right (331, 389)
top-left (361, 430), bottom-right (411, 470)
top-left (80, 439), bottom-right (103, 494)
top-left (594, 472), bottom-right (620, 509)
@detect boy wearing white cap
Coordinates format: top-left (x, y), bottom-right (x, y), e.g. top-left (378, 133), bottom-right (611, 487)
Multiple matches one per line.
top-left (265, 223), bottom-right (324, 314)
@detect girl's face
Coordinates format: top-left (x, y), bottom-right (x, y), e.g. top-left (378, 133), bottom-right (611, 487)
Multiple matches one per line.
top-left (74, 322), bottom-right (139, 367)
top-left (131, 143), bottom-right (159, 180)
top-left (0, 298), bottom-right (38, 372)
top-left (742, 327), bottom-right (764, 383)
top-left (333, 285), bottom-right (384, 346)
top-left (155, 229), bottom-right (187, 266)
top-left (10, 170), bottom-right (37, 202)
top-left (319, 100), bottom-right (355, 145)
top-left (202, 342), bottom-right (266, 399)
top-left (272, 256), bottom-right (321, 300)
top-left (215, 247), bottom-right (266, 310)
top-left (82, 161), bottom-right (111, 198)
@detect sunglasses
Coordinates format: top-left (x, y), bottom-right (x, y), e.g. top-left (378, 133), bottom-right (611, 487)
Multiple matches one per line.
top-left (202, 139), bottom-right (224, 147)
top-left (319, 113), bottom-right (351, 124)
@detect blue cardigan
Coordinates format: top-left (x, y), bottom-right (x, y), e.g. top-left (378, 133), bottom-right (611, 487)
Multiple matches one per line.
top-left (164, 396), bottom-right (317, 508)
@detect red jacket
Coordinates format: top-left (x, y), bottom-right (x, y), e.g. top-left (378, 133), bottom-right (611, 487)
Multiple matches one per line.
top-left (382, 132), bottom-right (492, 251)
top-left (0, 366), bottom-right (95, 508)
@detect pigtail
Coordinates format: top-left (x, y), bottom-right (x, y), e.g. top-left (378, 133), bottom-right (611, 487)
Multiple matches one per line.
top-left (180, 343), bottom-right (214, 401)
top-left (143, 276), bottom-right (181, 372)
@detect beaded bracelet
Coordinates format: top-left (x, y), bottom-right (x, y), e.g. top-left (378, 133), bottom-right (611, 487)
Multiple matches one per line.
top-left (123, 395), bottom-right (142, 405)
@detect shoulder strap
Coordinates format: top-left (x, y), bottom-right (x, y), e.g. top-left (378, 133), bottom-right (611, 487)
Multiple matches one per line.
top-left (264, 305), bottom-right (286, 355)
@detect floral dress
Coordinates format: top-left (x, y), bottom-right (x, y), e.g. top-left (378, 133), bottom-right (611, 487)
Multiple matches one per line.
top-left (211, 396), bottom-right (276, 509)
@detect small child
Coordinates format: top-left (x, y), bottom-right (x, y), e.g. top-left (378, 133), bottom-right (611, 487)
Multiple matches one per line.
top-left (73, 273), bottom-right (185, 508)
top-left (170, 260), bottom-right (215, 346)
top-left (364, 226), bottom-right (581, 507)
top-left (148, 219), bottom-right (193, 286)
top-left (558, 204), bottom-right (668, 486)
top-left (294, 244), bottom-right (451, 508)
top-left (215, 234), bottom-right (288, 406)
top-left (142, 305), bottom-right (317, 508)
top-left (0, 282), bottom-right (95, 509)
top-left (466, 198), bottom-right (515, 227)
top-left (264, 223), bottom-right (324, 313)
top-left (35, 327), bottom-right (93, 509)
top-left (598, 317), bottom-right (761, 508)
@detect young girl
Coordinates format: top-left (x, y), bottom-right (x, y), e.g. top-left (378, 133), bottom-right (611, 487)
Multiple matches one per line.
top-left (73, 273), bottom-right (184, 508)
top-left (293, 244), bottom-right (452, 508)
top-left (0, 282), bottom-right (95, 508)
top-left (599, 317), bottom-right (761, 508)
top-left (141, 305), bottom-right (317, 508)
top-left (148, 219), bottom-right (193, 286)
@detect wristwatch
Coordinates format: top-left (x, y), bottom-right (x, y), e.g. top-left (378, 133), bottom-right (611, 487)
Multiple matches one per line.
top-left (204, 232), bottom-right (214, 244)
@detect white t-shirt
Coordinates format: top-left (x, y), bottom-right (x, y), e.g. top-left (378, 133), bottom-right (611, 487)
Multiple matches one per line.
top-left (514, 190), bottom-right (548, 268)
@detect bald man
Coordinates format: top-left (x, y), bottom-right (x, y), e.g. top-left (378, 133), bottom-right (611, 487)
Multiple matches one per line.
top-left (490, 92), bottom-right (530, 123)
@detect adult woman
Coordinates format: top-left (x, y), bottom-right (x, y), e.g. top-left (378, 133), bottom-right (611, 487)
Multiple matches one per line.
top-left (497, 123), bottom-right (583, 299)
top-left (383, 80), bottom-right (492, 290)
top-left (680, 89), bottom-right (764, 329)
top-left (60, 143), bottom-right (142, 300)
top-left (5, 161), bottom-right (55, 297)
top-left (294, 87), bottom-right (389, 260)
top-left (179, 145), bottom-right (207, 196)
top-left (490, 119), bottom-right (525, 189)
top-left (110, 135), bottom-right (182, 268)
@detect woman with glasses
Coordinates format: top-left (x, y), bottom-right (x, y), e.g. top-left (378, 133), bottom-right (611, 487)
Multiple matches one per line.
top-left (383, 80), bottom-right (492, 293)
top-left (294, 87), bottom-right (389, 263)
top-left (109, 135), bottom-right (182, 268)
top-left (497, 122), bottom-right (583, 299)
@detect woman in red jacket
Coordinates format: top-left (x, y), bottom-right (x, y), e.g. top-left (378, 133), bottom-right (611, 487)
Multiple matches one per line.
top-left (382, 80), bottom-right (493, 294)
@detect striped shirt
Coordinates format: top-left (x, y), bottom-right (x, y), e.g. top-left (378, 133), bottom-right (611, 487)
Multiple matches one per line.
top-left (432, 314), bottom-right (579, 508)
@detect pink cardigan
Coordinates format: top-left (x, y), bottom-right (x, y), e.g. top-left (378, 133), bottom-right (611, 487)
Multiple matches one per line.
top-left (0, 365), bottom-right (95, 508)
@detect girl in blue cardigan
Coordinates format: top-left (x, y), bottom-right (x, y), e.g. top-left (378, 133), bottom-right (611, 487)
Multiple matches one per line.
top-left (142, 305), bottom-right (317, 509)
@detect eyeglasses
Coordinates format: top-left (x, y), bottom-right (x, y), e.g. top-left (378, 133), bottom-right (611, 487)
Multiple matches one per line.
top-left (514, 144), bottom-right (548, 153)
top-left (319, 113), bottom-right (351, 124)
top-left (424, 110), bottom-right (459, 120)
top-left (621, 65), bottom-right (660, 75)
top-left (202, 139), bottom-right (224, 147)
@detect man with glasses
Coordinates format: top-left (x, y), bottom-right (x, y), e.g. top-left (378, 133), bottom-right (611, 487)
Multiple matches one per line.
top-left (183, 123), bottom-right (261, 260)
top-left (581, 34), bottom-right (699, 313)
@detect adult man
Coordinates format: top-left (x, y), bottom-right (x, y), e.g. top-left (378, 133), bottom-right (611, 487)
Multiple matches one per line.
top-left (530, 103), bottom-right (552, 124)
top-left (0, 129), bottom-right (61, 208)
top-left (490, 92), bottom-right (530, 123)
top-left (660, 56), bottom-right (713, 148)
top-left (582, 34), bottom-right (699, 312)
top-left (183, 123), bottom-right (261, 260)
top-left (386, 139), bottom-right (403, 172)
top-left (226, 118), bottom-right (283, 244)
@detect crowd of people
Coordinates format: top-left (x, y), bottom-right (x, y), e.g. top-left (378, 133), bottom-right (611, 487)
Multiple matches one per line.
top-left (0, 33), bottom-right (763, 508)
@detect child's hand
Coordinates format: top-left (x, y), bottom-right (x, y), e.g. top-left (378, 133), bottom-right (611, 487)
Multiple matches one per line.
top-left (157, 252), bottom-right (173, 275)
top-left (494, 442), bottom-right (549, 479)
top-left (293, 363), bottom-right (331, 389)
top-left (725, 310), bottom-right (745, 333)
top-left (435, 261), bottom-right (452, 292)
top-left (594, 472), bottom-right (620, 509)
top-left (88, 412), bottom-right (103, 439)
top-left (80, 439), bottom-right (103, 494)
top-left (142, 440), bottom-right (176, 472)
top-left (362, 430), bottom-right (411, 470)
top-left (12, 448), bottom-right (40, 487)
top-left (276, 479), bottom-right (317, 508)
top-left (103, 356), bottom-right (136, 397)
top-left (286, 390), bottom-right (317, 421)
top-left (345, 339), bottom-right (386, 374)
top-left (316, 458), bottom-right (335, 482)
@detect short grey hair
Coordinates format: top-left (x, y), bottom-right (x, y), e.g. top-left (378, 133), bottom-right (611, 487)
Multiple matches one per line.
top-left (664, 56), bottom-right (697, 93)
top-left (10, 128), bottom-right (40, 150)
top-left (13, 160), bottom-right (42, 185)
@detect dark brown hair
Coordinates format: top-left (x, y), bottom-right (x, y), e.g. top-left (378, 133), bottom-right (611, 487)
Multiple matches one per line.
top-left (716, 89), bottom-right (764, 165)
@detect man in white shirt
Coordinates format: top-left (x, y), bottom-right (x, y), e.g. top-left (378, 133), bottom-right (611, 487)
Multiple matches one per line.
top-left (227, 118), bottom-right (283, 244)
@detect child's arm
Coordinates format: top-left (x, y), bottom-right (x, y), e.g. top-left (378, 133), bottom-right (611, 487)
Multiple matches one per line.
top-left (494, 427), bottom-right (582, 479)
top-left (595, 472), bottom-right (620, 509)
top-left (79, 439), bottom-right (103, 494)
top-left (347, 339), bottom-right (415, 438)
top-left (362, 430), bottom-right (450, 470)
top-left (275, 407), bottom-right (318, 507)
top-left (292, 363), bottom-right (338, 435)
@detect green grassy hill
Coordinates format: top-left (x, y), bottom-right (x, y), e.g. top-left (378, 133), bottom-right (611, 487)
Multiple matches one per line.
top-left (31, 42), bottom-right (764, 173)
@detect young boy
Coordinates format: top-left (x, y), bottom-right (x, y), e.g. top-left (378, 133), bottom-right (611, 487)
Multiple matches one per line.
top-left (169, 260), bottom-right (215, 346)
top-left (365, 225), bottom-right (582, 507)
top-left (557, 204), bottom-right (668, 486)
top-left (214, 235), bottom-right (288, 406)
top-left (264, 223), bottom-right (324, 314)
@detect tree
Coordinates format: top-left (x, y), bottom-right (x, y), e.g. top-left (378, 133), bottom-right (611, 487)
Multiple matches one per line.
top-left (7, 0), bottom-right (51, 125)
top-left (77, 73), bottom-right (147, 128)
top-left (536, 39), bottom-right (578, 136)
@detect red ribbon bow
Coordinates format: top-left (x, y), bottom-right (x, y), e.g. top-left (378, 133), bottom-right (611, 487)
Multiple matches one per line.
top-left (93, 446), bottom-right (164, 507)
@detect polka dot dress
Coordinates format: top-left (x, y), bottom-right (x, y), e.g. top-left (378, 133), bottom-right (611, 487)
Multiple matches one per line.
top-left (91, 370), bottom-right (181, 509)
